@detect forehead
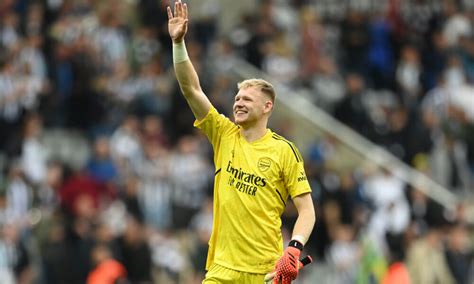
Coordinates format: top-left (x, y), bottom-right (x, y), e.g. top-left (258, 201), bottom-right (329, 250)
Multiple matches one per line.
top-left (235, 86), bottom-right (261, 98)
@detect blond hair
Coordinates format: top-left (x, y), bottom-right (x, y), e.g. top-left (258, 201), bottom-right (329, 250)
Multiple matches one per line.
top-left (237, 78), bottom-right (276, 102)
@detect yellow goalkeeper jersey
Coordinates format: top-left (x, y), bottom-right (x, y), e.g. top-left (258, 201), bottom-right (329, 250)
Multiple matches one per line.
top-left (194, 107), bottom-right (311, 274)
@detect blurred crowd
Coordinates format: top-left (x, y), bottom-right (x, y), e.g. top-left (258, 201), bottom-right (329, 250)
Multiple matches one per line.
top-left (0, 0), bottom-right (473, 283)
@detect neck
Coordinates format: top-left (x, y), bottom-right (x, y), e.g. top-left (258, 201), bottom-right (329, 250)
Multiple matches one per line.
top-left (240, 124), bottom-right (268, 143)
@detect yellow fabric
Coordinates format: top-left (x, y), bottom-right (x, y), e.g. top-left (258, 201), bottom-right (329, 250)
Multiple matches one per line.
top-left (194, 107), bottom-right (311, 274)
top-left (203, 263), bottom-right (265, 284)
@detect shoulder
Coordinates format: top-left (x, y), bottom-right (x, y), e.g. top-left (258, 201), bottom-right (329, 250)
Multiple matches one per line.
top-left (196, 107), bottom-right (236, 128)
top-left (270, 132), bottom-right (303, 163)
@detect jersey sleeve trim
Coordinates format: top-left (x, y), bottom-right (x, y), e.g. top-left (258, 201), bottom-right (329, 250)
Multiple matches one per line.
top-left (272, 134), bottom-right (301, 162)
top-left (291, 189), bottom-right (312, 199)
top-left (276, 188), bottom-right (286, 205)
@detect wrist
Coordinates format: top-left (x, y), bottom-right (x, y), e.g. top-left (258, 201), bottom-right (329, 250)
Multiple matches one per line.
top-left (288, 239), bottom-right (304, 251)
top-left (291, 235), bottom-right (306, 246)
top-left (173, 40), bottom-right (189, 64)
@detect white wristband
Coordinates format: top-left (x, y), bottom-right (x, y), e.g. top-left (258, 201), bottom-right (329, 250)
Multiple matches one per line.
top-left (173, 41), bottom-right (189, 64)
top-left (291, 235), bottom-right (307, 245)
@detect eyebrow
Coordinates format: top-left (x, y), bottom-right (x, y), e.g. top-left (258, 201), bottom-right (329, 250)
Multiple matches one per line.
top-left (235, 94), bottom-right (254, 101)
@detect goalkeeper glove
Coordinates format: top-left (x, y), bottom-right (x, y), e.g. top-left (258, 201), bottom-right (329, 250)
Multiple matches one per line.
top-left (272, 239), bottom-right (303, 284)
top-left (264, 256), bottom-right (312, 284)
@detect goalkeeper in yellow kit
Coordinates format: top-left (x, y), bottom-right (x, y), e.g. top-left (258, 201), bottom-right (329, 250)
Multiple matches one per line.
top-left (167, 1), bottom-right (316, 283)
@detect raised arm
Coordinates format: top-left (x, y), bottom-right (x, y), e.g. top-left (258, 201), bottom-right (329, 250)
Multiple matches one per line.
top-left (167, 0), bottom-right (212, 121)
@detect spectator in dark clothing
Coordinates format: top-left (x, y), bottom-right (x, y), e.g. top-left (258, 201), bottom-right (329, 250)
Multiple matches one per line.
top-left (244, 16), bottom-right (274, 69)
top-left (383, 106), bottom-right (432, 165)
top-left (340, 11), bottom-right (370, 75)
top-left (42, 224), bottom-right (70, 284)
top-left (45, 42), bottom-right (74, 127)
top-left (333, 172), bottom-right (360, 225)
top-left (367, 15), bottom-right (395, 89)
top-left (43, 218), bottom-right (94, 284)
top-left (333, 73), bottom-right (373, 137)
top-left (445, 224), bottom-right (473, 284)
top-left (421, 31), bottom-right (448, 92)
top-left (114, 217), bottom-right (152, 284)
top-left (121, 176), bottom-right (144, 223)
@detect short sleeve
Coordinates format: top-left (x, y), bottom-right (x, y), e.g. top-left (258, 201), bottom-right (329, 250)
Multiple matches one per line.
top-left (282, 143), bottom-right (311, 199)
top-left (194, 107), bottom-right (237, 148)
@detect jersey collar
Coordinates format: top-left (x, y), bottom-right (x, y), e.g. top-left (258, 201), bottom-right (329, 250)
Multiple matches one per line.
top-left (240, 129), bottom-right (272, 145)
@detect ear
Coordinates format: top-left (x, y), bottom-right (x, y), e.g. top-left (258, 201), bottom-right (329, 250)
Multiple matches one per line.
top-left (263, 100), bottom-right (273, 114)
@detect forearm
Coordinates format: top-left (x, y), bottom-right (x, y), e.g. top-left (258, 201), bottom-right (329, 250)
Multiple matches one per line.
top-left (291, 208), bottom-right (315, 245)
top-left (173, 41), bottom-right (211, 120)
top-left (270, 194), bottom-right (315, 282)
top-left (291, 193), bottom-right (316, 245)
top-left (173, 41), bottom-right (202, 96)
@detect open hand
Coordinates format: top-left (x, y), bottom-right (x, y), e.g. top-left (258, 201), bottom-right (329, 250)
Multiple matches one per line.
top-left (167, 0), bottom-right (188, 43)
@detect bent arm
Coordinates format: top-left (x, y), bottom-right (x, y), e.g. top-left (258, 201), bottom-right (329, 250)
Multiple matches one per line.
top-left (173, 45), bottom-right (212, 121)
top-left (291, 192), bottom-right (316, 245)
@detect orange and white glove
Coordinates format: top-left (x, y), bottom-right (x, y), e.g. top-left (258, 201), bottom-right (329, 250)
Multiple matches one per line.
top-left (271, 240), bottom-right (303, 284)
top-left (264, 255), bottom-right (312, 284)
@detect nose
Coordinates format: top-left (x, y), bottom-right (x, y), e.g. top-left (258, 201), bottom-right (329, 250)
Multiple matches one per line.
top-left (234, 101), bottom-right (244, 110)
